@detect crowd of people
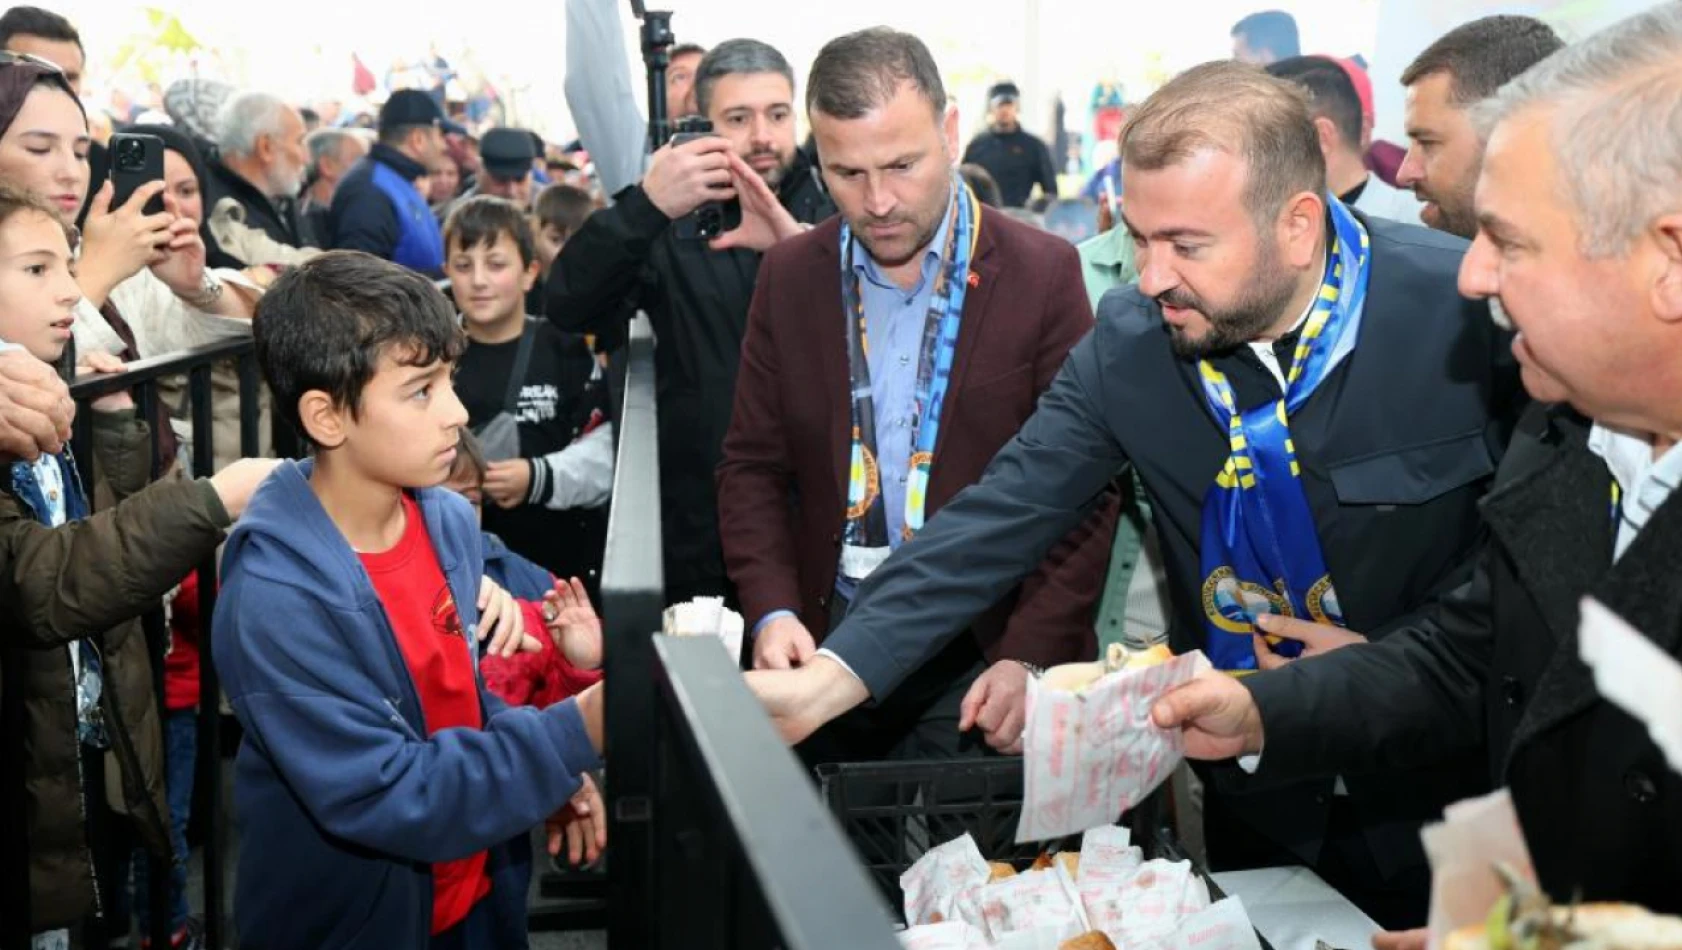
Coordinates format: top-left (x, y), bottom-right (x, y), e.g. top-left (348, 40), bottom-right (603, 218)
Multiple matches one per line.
top-left (0, 1), bottom-right (1675, 949)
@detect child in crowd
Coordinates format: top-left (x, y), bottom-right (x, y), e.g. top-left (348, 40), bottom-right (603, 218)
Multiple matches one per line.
top-left (528, 183), bottom-right (613, 351)
top-left (532, 183), bottom-right (597, 282)
top-left (444, 430), bottom-right (603, 708)
top-left (0, 182), bottom-right (276, 950)
top-left (214, 251), bottom-right (604, 950)
top-left (444, 196), bottom-right (611, 597)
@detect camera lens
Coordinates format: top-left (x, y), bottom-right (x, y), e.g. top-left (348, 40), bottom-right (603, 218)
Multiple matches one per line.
top-left (116, 139), bottom-right (143, 169)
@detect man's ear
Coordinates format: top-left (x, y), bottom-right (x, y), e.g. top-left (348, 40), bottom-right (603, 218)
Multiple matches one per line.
top-left (1651, 212), bottom-right (1682, 325)
top-left (1279, 190), bottom-right (1326, 271)
top-left (942, 104), bottom-right (960, 160)
top-left (298, 389), bottom-right (348, 449)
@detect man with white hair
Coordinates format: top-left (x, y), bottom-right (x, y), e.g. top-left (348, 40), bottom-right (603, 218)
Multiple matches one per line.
top-left (1155, 2), bottom-right (1682, 932)
top-left (206, 90), bottom-right (309, 265)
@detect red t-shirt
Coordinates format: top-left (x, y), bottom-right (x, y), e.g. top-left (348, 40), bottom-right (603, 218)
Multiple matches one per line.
top-left (359, 493), bottom-right (491, 935)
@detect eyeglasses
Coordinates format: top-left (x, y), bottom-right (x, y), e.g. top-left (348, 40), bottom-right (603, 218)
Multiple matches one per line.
top-left (0, 49), bottom-right (65, 73)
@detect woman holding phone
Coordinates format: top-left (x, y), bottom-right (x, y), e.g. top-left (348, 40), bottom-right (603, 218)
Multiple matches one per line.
top-left (0, 52), bottom-right (260, 468)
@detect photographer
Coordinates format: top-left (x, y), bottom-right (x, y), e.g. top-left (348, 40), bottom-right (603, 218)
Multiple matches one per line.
top-left (546, 38), bottom-right (833, 606)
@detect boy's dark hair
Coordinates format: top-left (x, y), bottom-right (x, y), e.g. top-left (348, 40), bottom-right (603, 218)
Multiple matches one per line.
top-left (443, 195), bottom-right (536, 267)
top-left (534, 183), bottom-right (596, 242)
top-left (1401, 15), bottom-right (1564, 105)
top-left (1266, 56), bottom-right (1364, 151)
top-left (808, 27), bottom-right (947, 121)
top-left (255, 251), bottom-right (466, 449)
top-left (1231, 10), bottom-right (1300, 60)
top-left (0, 6), bottom-right (82, 56)
top-left (451, 427), bottom-right (488, 487)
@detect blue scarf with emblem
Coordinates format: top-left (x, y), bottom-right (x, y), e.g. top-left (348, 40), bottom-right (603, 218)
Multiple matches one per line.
top-left (838, 175), bottom-right (979, 582)
top-left (1197, 198), bottom-right (1371, 671)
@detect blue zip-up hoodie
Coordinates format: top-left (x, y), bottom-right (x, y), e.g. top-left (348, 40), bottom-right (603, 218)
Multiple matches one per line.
top-left (214, 460), bottom-right (601, 949)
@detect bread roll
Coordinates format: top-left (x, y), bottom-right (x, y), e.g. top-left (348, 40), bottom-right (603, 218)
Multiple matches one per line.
top-left (987, 861), bottom-right (1017, 882)
top-left (1056, 852), bottom-right (1080, 880)
top-left (1041, 660), bottom-right (1106, 693)
top-left (1060, 932), bottom-right (1118, 950)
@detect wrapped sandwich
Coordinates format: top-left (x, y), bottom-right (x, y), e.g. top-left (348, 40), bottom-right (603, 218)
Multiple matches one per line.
top-left (1447, 865), bottom-right (1682, 950)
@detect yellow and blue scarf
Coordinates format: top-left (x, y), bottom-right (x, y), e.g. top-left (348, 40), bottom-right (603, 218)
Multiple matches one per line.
top-left (839, 176), bottom-right (980, 581)
top-left (1198, 198), bottom-right (1371, 671)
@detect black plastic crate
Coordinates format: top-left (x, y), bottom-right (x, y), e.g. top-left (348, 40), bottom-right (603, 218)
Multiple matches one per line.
top-left (817, 757), bottom-right (1273, 949)
top-left (818, 758), bottom-right (1179, 916)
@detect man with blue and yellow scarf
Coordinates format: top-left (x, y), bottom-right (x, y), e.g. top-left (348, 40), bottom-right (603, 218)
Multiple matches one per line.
top-left (750, 60), bottom-right (1528, 928)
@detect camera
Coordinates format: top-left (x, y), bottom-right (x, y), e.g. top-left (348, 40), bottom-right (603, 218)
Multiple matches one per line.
top-left (114, 136), bottom-right (148, 170)
top-left (668, 117), bottom-right (743, 241)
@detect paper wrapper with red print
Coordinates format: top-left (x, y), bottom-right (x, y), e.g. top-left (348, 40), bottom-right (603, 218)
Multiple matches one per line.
top-left (1016, 651), bottom-right (1211, 843)
top-left (901, 833), bottom-right (993, 928)
top-left (897, 920), bottom-right (993, 950)
top-left (1083, 858), bottom-right (1211, 946)
top-left (1170, 897), bottom-right (1263, 950)
top-left (975, 862), bottom-right (1089, 942)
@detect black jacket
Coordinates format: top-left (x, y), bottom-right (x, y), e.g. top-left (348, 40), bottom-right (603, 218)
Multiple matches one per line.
top-left (205, 159), bottom-right (302, 265)
top-left (544, 149), bottom-right (834, 604)
top-left (820, 214), bottom-right (1525, 876)
top-left (963, 128), bottom-right (1059, 208)
top-left (1248, 404), bottom-right (1682, 912)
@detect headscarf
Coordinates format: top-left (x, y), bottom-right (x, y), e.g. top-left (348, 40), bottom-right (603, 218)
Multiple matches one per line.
top-left (0, 56), bottom-right (84, 135)
top-left (123, 122), bottom-right (243, 270)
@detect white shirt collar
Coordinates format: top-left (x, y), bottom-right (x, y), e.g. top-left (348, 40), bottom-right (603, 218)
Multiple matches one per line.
top-left (1247, 248), bottom-right (1326, 389)
top-left (1588, 422), bottom-right (1682, 559)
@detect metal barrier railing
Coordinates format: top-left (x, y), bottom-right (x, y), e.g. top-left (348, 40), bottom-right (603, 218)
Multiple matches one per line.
top-left (2, 313), bottom-right (897, 949)
top-left (602, 316), bottom-right (898, 948)
top-left (0, 338), bottom-right (259, 950)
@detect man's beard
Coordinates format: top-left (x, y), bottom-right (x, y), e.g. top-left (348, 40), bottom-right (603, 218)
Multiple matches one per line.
top-left (269, 163), bottom-right (305, 200)
top-left (1416, 180), bottom-right (1478, 239)
top-left (1161, 240), bottom-right (1301, 360)
top-left (748, 147), bottom-right (793, 189)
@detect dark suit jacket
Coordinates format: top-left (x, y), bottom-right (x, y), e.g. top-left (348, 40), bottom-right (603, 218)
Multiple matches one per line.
top-left (820, 214), bottom-right (1525, 874)
top-left (1250, 405), bottom-right (1682, 912)
top-left (717, 209), bottom-right (1119, 669)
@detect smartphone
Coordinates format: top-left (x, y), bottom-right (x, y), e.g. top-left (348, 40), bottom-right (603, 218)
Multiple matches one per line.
top-left (668, 117), bottom-right (742, 241)
top-left (108, 132), bottom-right (166, 216)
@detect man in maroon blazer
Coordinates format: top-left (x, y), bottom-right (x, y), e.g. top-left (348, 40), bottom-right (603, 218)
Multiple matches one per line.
top-left (714, 27), bottom-right (1117, 761)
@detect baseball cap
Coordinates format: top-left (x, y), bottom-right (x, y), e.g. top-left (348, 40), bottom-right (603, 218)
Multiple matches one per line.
top-left (988, 81), bottom-right (1021, 108)
top-left (378, 89), bottom-right (466, 136)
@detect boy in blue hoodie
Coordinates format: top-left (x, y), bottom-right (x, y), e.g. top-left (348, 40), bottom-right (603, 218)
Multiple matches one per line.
top-left (214, 250), bottom-right (606, 950)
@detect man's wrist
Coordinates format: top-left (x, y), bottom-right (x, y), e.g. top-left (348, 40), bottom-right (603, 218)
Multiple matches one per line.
top-left (752, 609), bottom-right (797, 638)
top-left (805, 653), bottom-right (870, 720)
